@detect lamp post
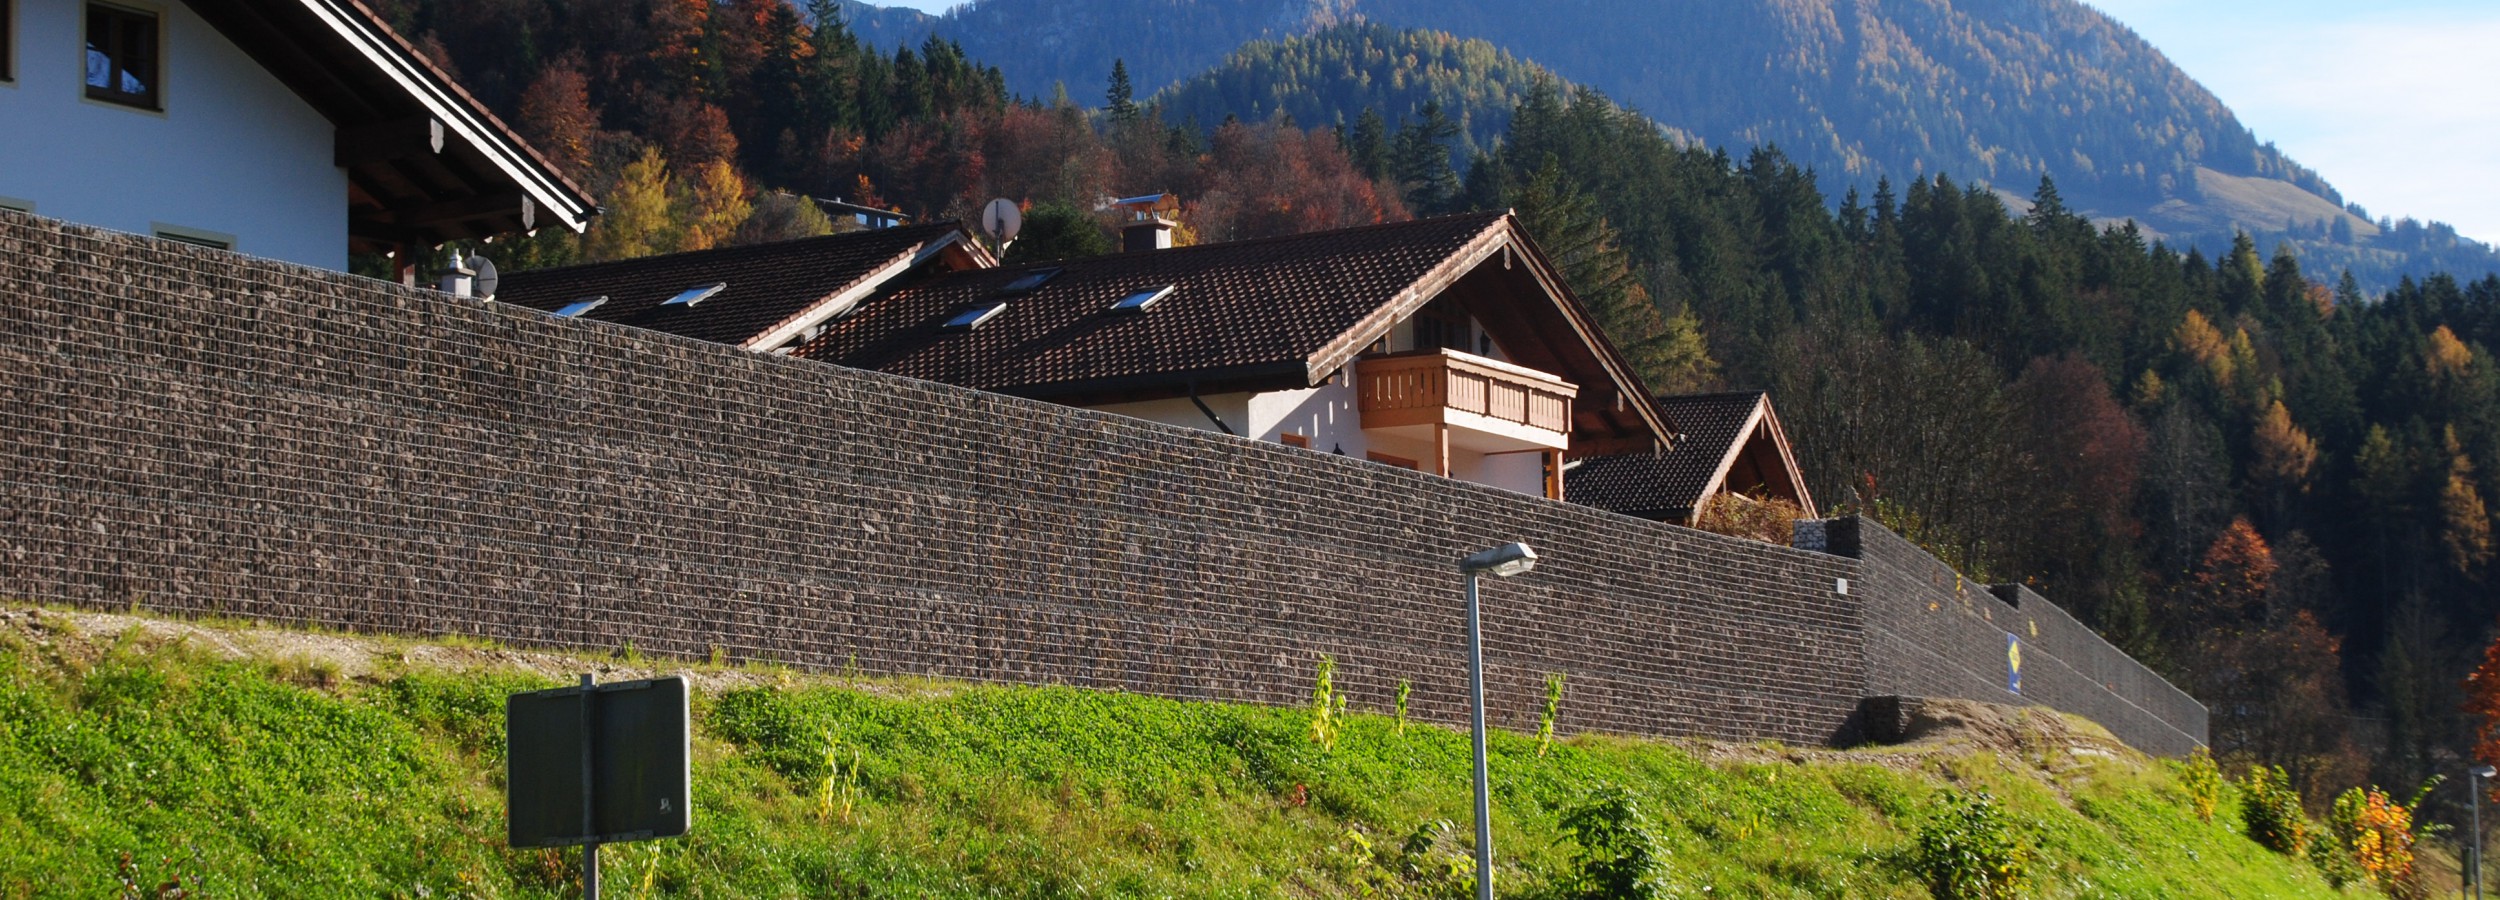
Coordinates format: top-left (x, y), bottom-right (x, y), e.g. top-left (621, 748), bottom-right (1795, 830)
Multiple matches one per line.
top-left (2476, 764), bottom-right (2496, 900)
top-left (1459, 542), bottom-right (1538, 900)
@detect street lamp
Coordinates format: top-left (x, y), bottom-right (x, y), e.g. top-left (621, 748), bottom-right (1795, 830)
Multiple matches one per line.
top-left (2476, 764), bottom-right (2496, 900)
top-left (1459, 542), bottom-right (1538, 900)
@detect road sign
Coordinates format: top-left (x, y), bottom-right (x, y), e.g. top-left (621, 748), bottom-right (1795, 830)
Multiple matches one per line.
top-left (507, 675), bottom-right (690, 850)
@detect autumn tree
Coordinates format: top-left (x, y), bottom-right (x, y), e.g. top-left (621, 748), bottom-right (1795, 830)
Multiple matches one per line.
top-left (584, 145), bottom-right (679, 261)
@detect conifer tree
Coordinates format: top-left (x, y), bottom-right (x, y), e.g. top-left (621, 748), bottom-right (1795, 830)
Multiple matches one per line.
top-left (1511, 157), bottom-right (1715, 394)
top-left (1106, 59), bottom-right (1139, 128)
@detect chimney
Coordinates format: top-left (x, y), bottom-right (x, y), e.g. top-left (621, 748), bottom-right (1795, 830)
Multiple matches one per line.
top-left (437, 249), bottom-right (475, 298)
top-left (1123, 216), bottom-right (1175, 252)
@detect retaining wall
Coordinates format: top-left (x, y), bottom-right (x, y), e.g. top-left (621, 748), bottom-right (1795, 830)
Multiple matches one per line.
top-left (0, 211), bottom-right (2203, 752)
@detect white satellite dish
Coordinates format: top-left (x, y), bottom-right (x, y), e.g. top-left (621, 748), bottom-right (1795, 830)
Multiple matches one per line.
top-left (467, 255), bottom-right (500, 300)
top-left (981, 198), bottom-right (1022, 243)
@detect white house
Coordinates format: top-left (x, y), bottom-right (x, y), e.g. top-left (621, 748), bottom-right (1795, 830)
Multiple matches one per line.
top-left (0, 0), bottom-right (592, 271)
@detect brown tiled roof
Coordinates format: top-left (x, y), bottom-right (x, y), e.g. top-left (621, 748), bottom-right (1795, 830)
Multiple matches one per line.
top-left (1566, 391), bottom-right (1766, 520)
top-left (795, 212), bottom-right (1511, 394)
top-left (496, 223), bottom-right (969, 347)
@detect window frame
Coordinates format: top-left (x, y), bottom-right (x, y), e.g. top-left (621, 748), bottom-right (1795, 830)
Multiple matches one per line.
top-left (151, 222), bottom-right (234, 251)
top-left (2, 0), bottom-right (17, 84)
top-left (83, 2), bottom-right (163, 111)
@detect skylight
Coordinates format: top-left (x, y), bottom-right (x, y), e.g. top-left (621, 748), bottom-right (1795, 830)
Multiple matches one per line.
top-left (663, 282), bottom-right (727, 306)
top-left (1111, 285), bottom-right (1174, 313)
top-left (553, 296), bottom-right (607, 317)
top-left (943, 301), bottom-right (1009, 331)
top-left (999, 268), bottom-right (1060, 294)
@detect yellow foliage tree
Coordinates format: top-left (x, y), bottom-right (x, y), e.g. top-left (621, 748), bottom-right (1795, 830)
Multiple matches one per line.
top-left (586, 146), bottom-right (679, 261)
top-left (678, 159), bottom-right (753, 253)
top-left (2442, 426), bottom-right (2493, 576)
top-left (2174, 310), bottom-right (2233, 387)
top-left (2428, 325), bottom-right (2476, 382)
top-left (2250, 400), bottom-right (2318, 488)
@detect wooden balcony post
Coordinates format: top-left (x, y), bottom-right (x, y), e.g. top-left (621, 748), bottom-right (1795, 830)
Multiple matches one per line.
top-left (1436, 423), bottom-right (1452, 477)
top-left (1545, 449), bottom-right (1562, 500)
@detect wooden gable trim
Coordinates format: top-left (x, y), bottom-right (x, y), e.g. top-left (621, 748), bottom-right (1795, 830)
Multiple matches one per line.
top-left (1297, 212), bottom-right (1678, 457)
top-left (281, 0), bottom-right (594, 233)
top-left (1303, 217), bottom-right (1512, 385)
top-left (1755, 396), bottom-right (1817, 517)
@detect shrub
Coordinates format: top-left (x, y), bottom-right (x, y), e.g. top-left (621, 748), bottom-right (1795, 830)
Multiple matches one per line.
top-left (1912, 789), bottom-right (2029, 900)
top-left (2239, 765), bottom-right (2310, 856)
top-left (2179, 747), bottom-right (2224, 823)
top-left (1693, 491), bottom-right (1807, 546)
top-left (1559, 788), bottom-right (1674, 899)
top-left (2325, 784), bottom-right (2430, 899)
top-left (1537, 673), bottom-right (1566, 757)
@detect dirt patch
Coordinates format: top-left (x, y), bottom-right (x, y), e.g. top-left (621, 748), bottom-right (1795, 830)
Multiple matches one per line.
top-left (0, 602), bottom-right (956, 699)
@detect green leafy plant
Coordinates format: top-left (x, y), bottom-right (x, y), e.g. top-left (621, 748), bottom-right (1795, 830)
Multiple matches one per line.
top-left (1559, 787), bottom-right (1673, 899)
top-left (1538, 673), bottom-right (1567, 757)
top-left (1310, 654), bottom-right (1348, 751)
top-left (1394, 680), bottom-right (1413, 736)
top-left (815, 728), bottom-right (864, 825)
top-left (1912, 789), bottom-right (2030, 900)
top-left (2238, 765), bottom-right (2310, 856)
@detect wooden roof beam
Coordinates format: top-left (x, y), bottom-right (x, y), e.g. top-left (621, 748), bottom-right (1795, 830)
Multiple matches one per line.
top-left (336, 116), bottom-right (445, 167)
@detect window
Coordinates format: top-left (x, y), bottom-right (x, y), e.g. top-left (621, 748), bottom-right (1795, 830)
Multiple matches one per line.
top-left (663, 282), bottom-right (725, 306)
top-left (1110, 284), bottom-right (1173, 313)
top-left (151, 223), bottom-right (233, 250)
top-left (999, 267), bottom-right (1059, 294)
top-left (942, 301), bottom-right (1007, 331)
top-left (553, 296), bottom-right (608, 317)
top-left (85, 3), bottom-right (160, 109)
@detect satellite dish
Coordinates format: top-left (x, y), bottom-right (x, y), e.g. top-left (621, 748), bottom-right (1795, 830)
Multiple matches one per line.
top-left (468, 255), bottom-right (500, 300)
top-left (981, 198), bottom-right (1022, 243)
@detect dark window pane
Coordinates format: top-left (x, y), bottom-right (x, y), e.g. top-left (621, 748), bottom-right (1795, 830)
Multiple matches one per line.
top-left (84, 4), bottom-right (157, 108)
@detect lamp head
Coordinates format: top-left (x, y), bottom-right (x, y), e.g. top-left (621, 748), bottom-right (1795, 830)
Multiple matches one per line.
top-left (2477, 765), bottom-right (2497, 780)
top-left (1460, 542), bottom-right (1538, 578)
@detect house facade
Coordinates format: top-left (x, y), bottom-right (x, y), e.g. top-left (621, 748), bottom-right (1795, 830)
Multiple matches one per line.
top-left (798, 211), bottom-right (1677, 500)
top-left (0, 0), bottom-right (590, 271)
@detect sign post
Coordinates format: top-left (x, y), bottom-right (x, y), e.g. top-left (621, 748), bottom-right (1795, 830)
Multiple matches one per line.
top-left (507, 674), bottom-right (691, 899)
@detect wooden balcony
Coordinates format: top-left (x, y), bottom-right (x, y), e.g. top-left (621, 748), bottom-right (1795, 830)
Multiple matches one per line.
top-left (1356, 348), bottom-right (1578, 461)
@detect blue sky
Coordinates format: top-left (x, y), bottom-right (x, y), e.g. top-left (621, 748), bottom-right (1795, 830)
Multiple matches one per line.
top-left (2087, 0), bottom-right (2500, 244)
top-left (863, 0), bottom-right (2500, 244)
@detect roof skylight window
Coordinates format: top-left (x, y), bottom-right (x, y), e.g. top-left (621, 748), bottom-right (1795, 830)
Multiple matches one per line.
top-left (943, 301), bottom-right (1009, 331)
top-left (663, 282), bottom-right (727, 306)
top-left (999, 268), bottom-right (1060, 294)
top-left (1111, 284), bottom-right (1174, 313)
top-left (553, 296), bottom-right (607, 317)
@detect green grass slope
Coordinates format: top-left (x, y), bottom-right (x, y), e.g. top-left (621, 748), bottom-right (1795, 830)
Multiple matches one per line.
top-left (0, 605), bottom-right (2351, 898)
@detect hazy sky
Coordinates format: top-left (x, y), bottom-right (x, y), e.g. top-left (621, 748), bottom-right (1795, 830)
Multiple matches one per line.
top-left (2087, 0), bottom-right (2500, 244)
top-left (862, 0), bottom-right (2500, 244)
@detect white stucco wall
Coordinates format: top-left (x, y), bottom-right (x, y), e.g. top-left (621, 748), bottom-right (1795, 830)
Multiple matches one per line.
top-left (1088, 377), bottom-right (1548, 498)
top-left (0, 0), bottom-right (346, 269)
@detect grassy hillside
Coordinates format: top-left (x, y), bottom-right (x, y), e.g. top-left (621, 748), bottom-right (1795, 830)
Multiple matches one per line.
top-left (0, 604), bottom-right (2356, 898)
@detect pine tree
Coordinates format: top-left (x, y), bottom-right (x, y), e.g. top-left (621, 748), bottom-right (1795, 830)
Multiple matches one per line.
top-left (1390, 101), bottom-right (1461, 215)
top-left (1105, 58), bottom-right (1139, 128)
top-left (1511, 156), bottom-right (1715, 394)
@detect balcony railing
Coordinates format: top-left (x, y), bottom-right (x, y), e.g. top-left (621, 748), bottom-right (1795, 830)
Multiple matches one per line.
top-left (1355, 349), bottom-right (1577, 451)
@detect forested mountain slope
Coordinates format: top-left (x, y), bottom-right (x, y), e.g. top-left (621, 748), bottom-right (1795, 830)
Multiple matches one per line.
top-left (835, 0), bottom-right (2500, 291)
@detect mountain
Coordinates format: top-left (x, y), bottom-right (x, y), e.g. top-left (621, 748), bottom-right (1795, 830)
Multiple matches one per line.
top-left (1147, 23), bottom-right (1617, 162)
top-left (830, 0), bottom-right (2499, 290)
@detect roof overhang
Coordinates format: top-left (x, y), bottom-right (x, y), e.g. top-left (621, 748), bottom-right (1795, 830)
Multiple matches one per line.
top-left (742, 227), bottom-right (992, 352)
top-left (184, 0), bottom-right (597, 252)
top-left (1303, 213), bottom-right (1678, 458)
